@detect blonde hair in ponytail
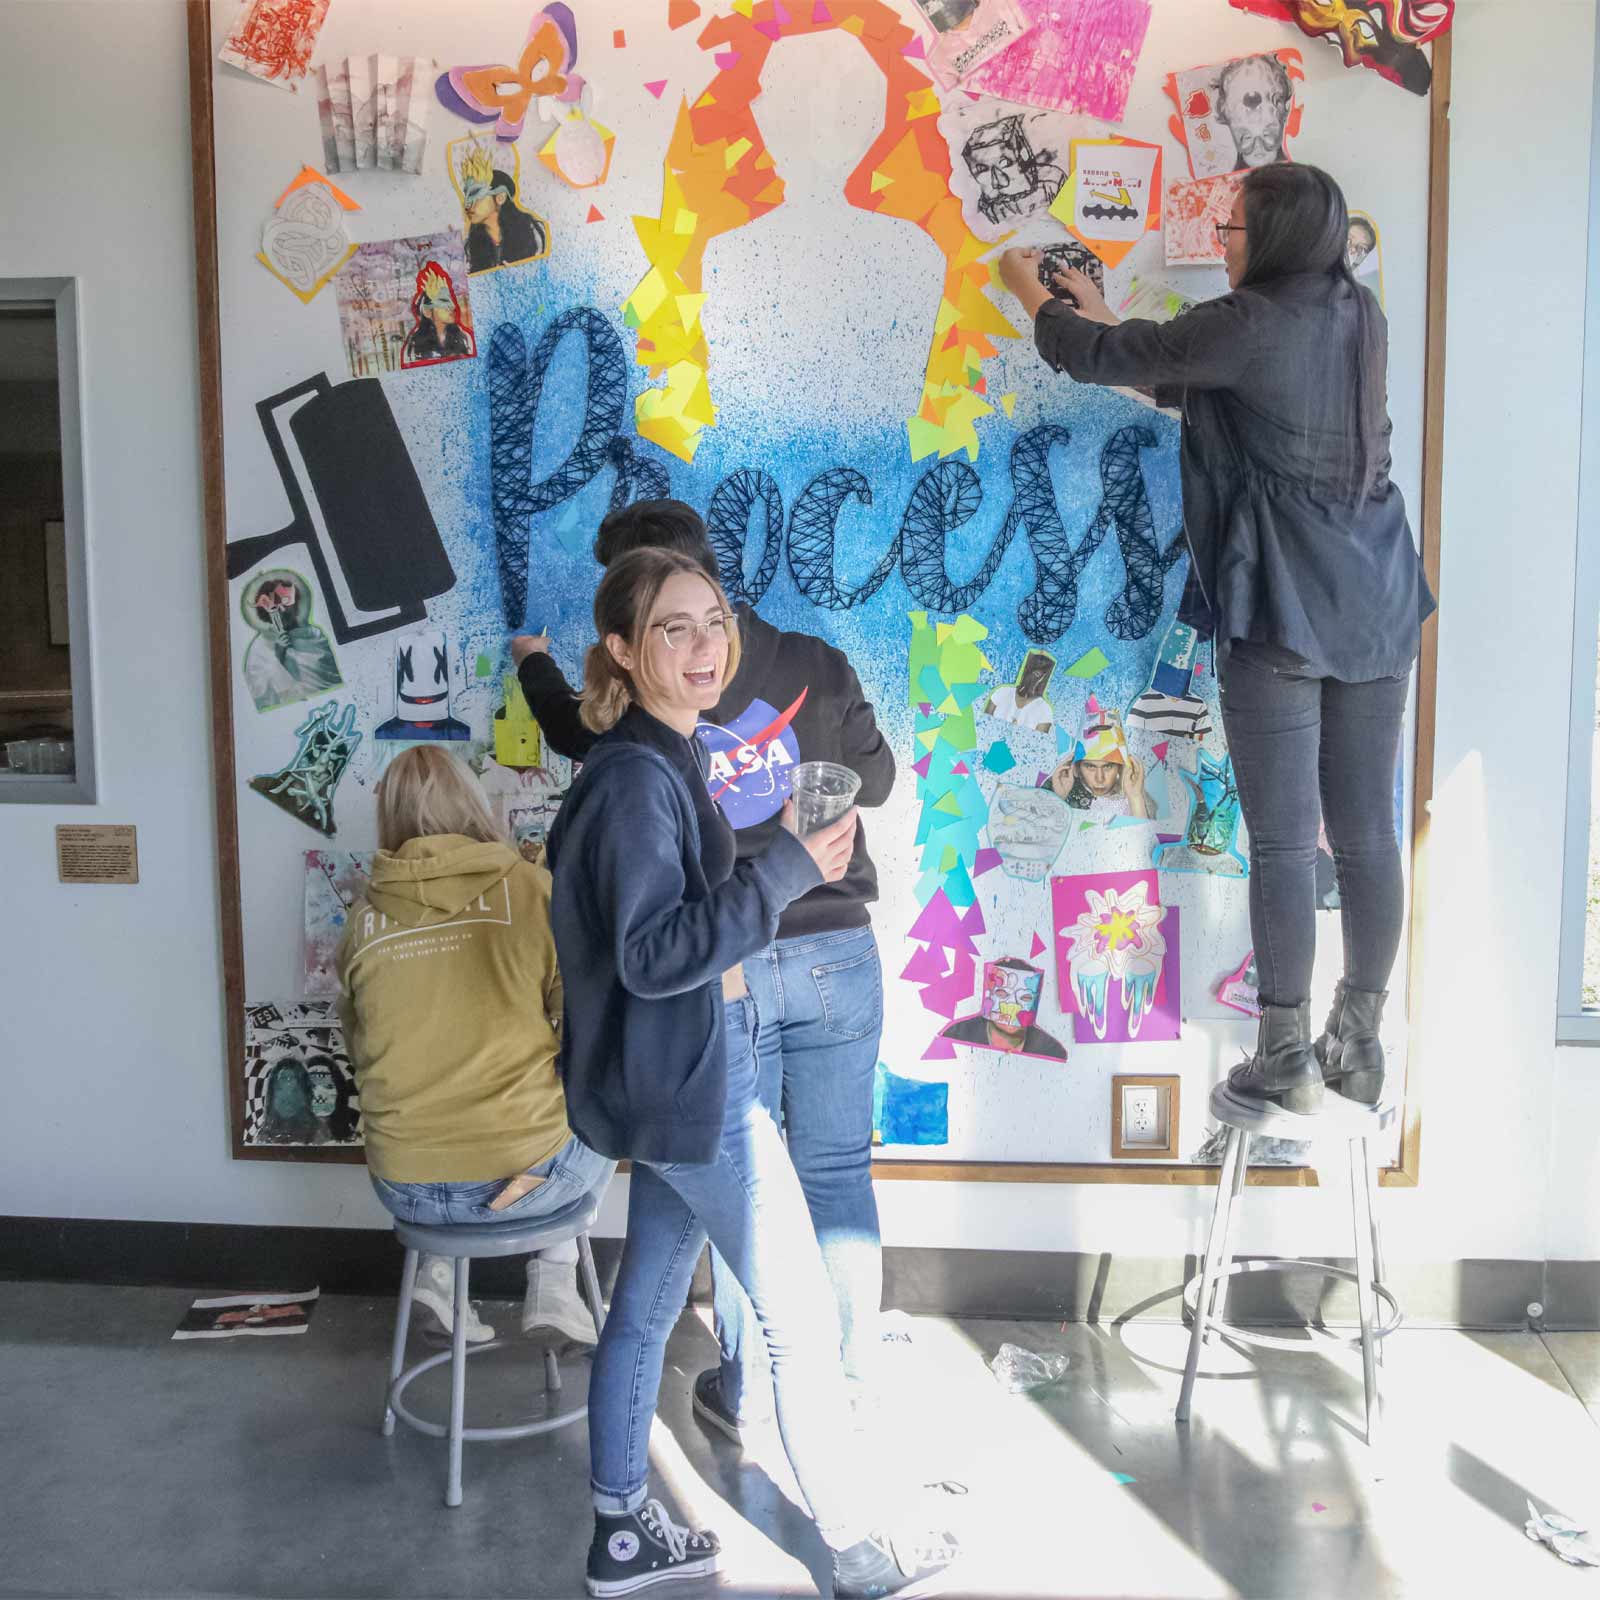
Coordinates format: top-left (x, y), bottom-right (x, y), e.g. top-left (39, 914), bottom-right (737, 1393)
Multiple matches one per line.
top-left (579, 546), bottom-right (741, 733)
top-left (580, 639), bottom-right (633, 733)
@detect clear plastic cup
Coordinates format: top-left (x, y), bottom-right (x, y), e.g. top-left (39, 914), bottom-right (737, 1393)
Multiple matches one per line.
top-left (790, 760), bottom-right (861, 836)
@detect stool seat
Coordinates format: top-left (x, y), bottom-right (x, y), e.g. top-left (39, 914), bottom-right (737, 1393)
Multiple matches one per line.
top-left (1208, 1080), bottom-right (1397, 1141)
top-left (393, 1190), bottom-right (600, 1258)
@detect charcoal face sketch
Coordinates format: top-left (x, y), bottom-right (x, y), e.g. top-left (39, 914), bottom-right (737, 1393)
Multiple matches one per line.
top-left (1216, 53), bottom-right (1295, 169)
top-left (962, 114), bottom-right (1067, 227)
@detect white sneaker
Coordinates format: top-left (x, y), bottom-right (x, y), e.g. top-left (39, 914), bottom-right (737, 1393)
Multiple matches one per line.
top-left (410, 1252), bottom-right (496, 1344)
top-left (523, 1256), bottom-right (598, 1344)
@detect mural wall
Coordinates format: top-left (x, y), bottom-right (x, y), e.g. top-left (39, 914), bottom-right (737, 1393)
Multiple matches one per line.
top-left (209, 0), bottom-right (1433, 1164)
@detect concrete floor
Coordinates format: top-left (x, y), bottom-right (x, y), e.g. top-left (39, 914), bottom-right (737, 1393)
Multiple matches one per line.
top-left (4, 1282), bottom-right (1600, 1598)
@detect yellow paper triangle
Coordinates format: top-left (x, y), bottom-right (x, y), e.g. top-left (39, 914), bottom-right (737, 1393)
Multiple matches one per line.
top-left (870, 171), bottom-right (893, 193)
top-left (1000, 392), bottom-right (1017, 418)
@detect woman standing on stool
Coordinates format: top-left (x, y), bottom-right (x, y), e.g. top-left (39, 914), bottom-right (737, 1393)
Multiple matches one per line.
top-left (998, 162), bottom-right (1433, 1115)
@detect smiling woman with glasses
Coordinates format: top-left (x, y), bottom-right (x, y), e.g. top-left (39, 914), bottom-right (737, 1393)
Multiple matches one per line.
top-left (541, 546), bottom-right (957, 1598)
top-left (996, 161), bottom-right (1434, 1125)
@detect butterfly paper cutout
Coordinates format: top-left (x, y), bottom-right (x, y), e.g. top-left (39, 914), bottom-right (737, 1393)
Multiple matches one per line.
top-left (435, 4), bottom-right (585, 142)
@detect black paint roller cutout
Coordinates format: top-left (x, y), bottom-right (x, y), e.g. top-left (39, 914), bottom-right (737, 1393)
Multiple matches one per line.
top-left (225, 374), bottom-right (455, 644)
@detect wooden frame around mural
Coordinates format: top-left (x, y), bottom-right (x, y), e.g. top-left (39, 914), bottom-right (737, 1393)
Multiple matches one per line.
top-left (188, 2), bottom-right (1449, 1181)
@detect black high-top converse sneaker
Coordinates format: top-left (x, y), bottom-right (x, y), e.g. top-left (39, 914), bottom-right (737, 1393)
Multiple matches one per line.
top-left (585, 1500), bottom-right (720, 1596)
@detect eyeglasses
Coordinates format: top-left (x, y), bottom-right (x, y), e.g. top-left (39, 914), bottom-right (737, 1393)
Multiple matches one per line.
top-left (1215, 223), bottom-right (1247, 242)
top-left (652, 613), bottom-right (734, 651)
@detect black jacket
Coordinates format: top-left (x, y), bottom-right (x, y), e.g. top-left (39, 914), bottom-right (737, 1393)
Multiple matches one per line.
top-left (1035, 273), bottom-right (1435, 681)
top-left (520, 607), bottom-right (895, 938)
top-left (545, 707), bottom-right (821, 1165)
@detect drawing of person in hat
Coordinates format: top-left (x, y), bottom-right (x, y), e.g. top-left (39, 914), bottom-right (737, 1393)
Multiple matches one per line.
top-left (1047, 700), bottom-right (1157, 820)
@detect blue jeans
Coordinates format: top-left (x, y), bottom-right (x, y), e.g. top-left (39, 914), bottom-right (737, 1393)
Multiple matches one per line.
top-left (369, 1133), bottom-right (616, 1229)
top-left (588, 995), bottom-right (876, 1550)
top-left (712, 927), bottom-right (883, 1422)
top-left (1220, 644), bottom-right (1409, 1007)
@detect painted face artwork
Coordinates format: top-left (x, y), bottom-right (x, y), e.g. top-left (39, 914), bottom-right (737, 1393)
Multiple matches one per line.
top-left (1215, 54), bottom-right (1295, 168)
top-left (269, 1063), bottom-right (311, 1119)
top-left (376, 629), bottom-right (470, 740)
top-left (306, 1061), bottom-right (338, 1118)
top-left (1230, 0), bottom-right (1452, 95)
top-left (451, 135), bottom-right (550, 275)
top-left (238, 566), bottom-right (343, 714)
top-left (981, 959), bottom-right (1044, 1031)
top-left (961, 115), bottom-right (1066, 227)
top-left (988, 783), bottom-right (1072, 881)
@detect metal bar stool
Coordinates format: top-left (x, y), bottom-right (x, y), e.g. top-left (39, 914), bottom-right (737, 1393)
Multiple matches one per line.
top-left (1175, 1081), bottom-right (1403, 1447)
top-left (383, 1190), bottom-right (606, 1507)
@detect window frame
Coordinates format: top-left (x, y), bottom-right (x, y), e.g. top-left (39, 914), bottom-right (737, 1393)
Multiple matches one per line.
top-left (1558, 40), bottom-right (1600, 1045)
top-left (0, 277), bottom-right (97, 806)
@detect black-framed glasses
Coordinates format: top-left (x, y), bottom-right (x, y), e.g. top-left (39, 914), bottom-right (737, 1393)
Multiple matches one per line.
top-left (652, 613), bottom-right (734, 651)
top-left (1215, 222), bottom-right (1247, 243)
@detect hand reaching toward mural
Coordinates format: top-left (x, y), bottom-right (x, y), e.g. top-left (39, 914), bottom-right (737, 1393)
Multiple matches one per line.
top-left (997, 248), bottom-right (1052, 318)
top-left (509, 633), bottom-right (552, 664)
top-left (1051, 266), bottom-right (1117, 326)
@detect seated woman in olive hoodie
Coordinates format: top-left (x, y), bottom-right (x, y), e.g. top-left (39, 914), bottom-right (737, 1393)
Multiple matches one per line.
top-left (337, 745), bottom-right (613, 1346)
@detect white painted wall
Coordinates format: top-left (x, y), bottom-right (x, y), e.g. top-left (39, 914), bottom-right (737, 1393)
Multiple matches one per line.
top-left (0, 0), bottom-right (1596, 1267)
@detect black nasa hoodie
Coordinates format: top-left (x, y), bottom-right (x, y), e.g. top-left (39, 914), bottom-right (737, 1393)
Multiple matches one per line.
top-left (518, 606), bottom-right (894, 940)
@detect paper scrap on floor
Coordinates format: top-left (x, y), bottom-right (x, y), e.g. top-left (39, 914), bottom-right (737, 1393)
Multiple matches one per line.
top-left (173, 1289), bottom-right (320, 1340)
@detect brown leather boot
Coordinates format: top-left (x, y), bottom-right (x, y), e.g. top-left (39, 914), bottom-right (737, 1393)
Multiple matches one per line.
top-left (1314, 981), bottom-right (1386, 1106)
top-left (1227, 1002), bottom-right (1323, 1115)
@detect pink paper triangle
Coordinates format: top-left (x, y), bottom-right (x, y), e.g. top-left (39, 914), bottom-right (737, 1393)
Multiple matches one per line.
top-left (922, 1032), bottom-right (959, 1061)
top-left (1030, 932), bottom-right (1047, 958)
top-left (951, 761), bottom-right (970, 775)
top-left (973, 847), bottom-right (1003, 877)
top-left (959, 901), bottom-right (986, 937)
top-left (900, 943), bottom-right (949, 986)
top-left (1152, 741), bottom-right (1169, 762)
top-left (754, 19), bottom-right (782, 38)
top-left (913, 753), bottom-right (932, 777)
top-left (812, 0), bottom-right (832, 18)
top-left (714, 50), bottom-right (741, 67)
top-left (902, 34), bottom-right (926, 57)
top-left (644, 79), bottom-right (669, 98)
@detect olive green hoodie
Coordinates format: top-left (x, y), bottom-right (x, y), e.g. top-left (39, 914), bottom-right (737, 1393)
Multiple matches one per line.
top-left (336, 834), bottom-right (568, 1182)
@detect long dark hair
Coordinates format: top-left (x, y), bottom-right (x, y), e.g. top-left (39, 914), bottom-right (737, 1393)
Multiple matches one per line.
top-left (1237, 162), bottom-right (1385, 503)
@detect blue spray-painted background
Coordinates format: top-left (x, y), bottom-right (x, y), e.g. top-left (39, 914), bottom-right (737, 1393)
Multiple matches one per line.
top-left (415, 256), bottom-right (1189, 738)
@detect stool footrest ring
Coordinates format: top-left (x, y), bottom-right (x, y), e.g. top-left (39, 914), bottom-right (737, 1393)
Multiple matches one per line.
top-left (388, 1339), bottom-right (588, 1442)
top-left (1180, 1258), bottom-right (1403, 1355)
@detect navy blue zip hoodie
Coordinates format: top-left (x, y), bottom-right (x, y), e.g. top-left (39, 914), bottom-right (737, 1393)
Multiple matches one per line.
top-left (520, 607), bottom-right (894, 938)
top-left (545, 705), bottom-right (822, 1165)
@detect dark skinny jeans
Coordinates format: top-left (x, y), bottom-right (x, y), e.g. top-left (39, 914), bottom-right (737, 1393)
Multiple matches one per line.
top-left (1218, 644), bottom-right (1409, 1010)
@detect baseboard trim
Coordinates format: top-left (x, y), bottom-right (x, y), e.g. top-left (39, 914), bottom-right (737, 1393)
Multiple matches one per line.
top-left (0, 1217), bottom-right (1581, 1329)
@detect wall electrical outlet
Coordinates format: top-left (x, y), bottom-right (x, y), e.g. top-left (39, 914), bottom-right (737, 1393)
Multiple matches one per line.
top-left (1124, 1085), bottom-right (1162, 1141)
